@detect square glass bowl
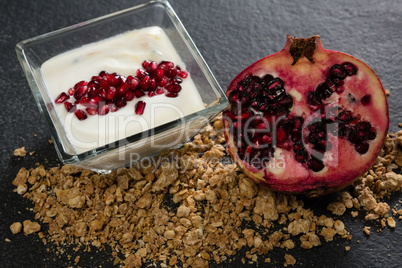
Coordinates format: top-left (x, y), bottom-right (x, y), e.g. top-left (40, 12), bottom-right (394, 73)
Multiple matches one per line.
top-left (16, 0), bottom-right (228, 172)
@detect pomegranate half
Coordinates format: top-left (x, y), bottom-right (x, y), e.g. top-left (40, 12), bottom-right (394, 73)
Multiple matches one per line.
top-left (223, 35), bottom-right (389, 196)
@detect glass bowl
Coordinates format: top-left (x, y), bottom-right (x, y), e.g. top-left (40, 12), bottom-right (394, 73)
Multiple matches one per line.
top-left (16, 0), bottom-right (227, 172)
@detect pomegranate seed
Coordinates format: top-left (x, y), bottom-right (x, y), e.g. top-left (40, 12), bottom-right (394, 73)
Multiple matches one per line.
top-left (127, 75), bottom-right (139, 90)
top-left (165, 82), bottom-right (182, 93)
top-left (89, 96), bottom-right (102, 105)
top-left (90, 75), bottom-right (102, 82)
top-left (115, 97), bottom-right (127, 108)
top-left (98, 79), bottom-right (109, 89)
top-left (158, 77), bottom-right (168, 87)
top-left (149, 79), bottom-right (157, 91)
top-left (139, 76), bottom-right (150, 90)
top-left (79, 97), bottom-right (90, 107)
top-left (361, 94), bottom-right (371, 106)
top-left (98, 70), bottom-right (108, 78)
top-left (74, 80), bottom-right (87, 90)
top-left (156, 88), bottom-right (165, 95)
top-left (125, 90), bottom-right (135, 101)
top-left (105, 86), bottom-right (117, 100)
top-left (142, 60), bottom-right (151, 69)
top-left (146, 61), bottom-right (158, 73)
top-left (87, 87), bottom-right (99, 99)
top-left (86, 107), bottom-right (98, 115)
top-left (165, 92), bottom-right (178, 98)
top-left (165, 67), bottom-right (178, 78)
top-left (118, 83), bottom-right (130, 95)
top-left (135, 101), bottom-right (146, 115)
top-left (55, 92), bottom-right (69, 103)
top-left (341, 62), bottom-right (358, 76)
top-left (109, 103), bottom-right (118, 112)
top-left (74, 109), bottom-right (87, 120)
top-left (155, 68), bottom-right (165, 80)
top-left (98, 104), bottom-right (110, 115)
top-left (98, 88), bottom-right (107, 99)
top-left (148, 91), bottom-right (156, 97)
top-left (106, 73), bottom-right (121, 86)
top-left (64, 101), bottom-right (76, 112)
top-left (159, 61), bottom-right (174, 69)
top-left (134, 89), bottom-right (145, 98)
top-left (74, 85), bottom-right (87, 100)
top-left (136, 69), bottom-right (148, 79)
top-left (178, 70), bottom-right (188, 78)
top-left (67, 88), bottom-right (75, 95)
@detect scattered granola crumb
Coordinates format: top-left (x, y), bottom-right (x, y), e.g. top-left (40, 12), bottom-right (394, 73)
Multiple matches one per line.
top-left (387, 217), bottom-right (396, 228)
top-left (385, 89), bottom-right (390, 95)
top-left (74, 256), bottom-right (80, 264)
top-left (10, 222), bottom-right (22, 234)
top-left (363, 226), bottom-right (371, 236)
top-left (284, 254), bottom-right (296, 266)
top-left (9, 118), bottom-right (402, 267)
top-left (398, 123), bottom-right (402, 128)
top-left (345, 246), bottom-right (351, 252)
top-left (48, 139), bottom-right (53, 144)
top-left (23, 220), bottom-right (41, 235)
top-left (13, 147), bottom-right (27, 157)
top-left (5, 238), bottom-right (11, 242)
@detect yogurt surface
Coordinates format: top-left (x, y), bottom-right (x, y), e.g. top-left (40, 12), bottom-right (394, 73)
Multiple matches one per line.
top-left (41, 26), bottom-right (205, 154)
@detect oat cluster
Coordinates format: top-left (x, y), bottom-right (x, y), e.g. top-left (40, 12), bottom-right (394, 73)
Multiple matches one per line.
top-left (11, 116), bottom-right (402, 267)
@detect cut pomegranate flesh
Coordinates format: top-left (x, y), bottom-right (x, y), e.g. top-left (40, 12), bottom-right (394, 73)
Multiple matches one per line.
top-left (54, 60), bottom-right (189, 121)
top-left (222, 35), bottom-right (389, 196)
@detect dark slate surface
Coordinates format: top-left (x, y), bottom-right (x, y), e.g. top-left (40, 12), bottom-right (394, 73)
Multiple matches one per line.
top-left (1, 0), bottom-right (401, 267)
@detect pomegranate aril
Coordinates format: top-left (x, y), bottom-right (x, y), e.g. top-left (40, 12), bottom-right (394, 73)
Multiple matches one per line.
top-left (135, 101), bottom-right (146, 115)
top-left (165, 82), bottom-right (182, 93)
top-left (67, 88), bottom-right (75, 96)
top-left (341, 62), bottom-right (358, 76)
top-left (98, 70), bottom-right (108, 78)
top-left (148, 91), bottom-right (156, 97)
top-left (355, 141), bottom-right (369, 154)
top-left (165, 92), bottom-right (178, 98)
top-left (267, 78), bottom-right (284, 91)
top-left (105, 86), bottom-right (117, 100)
top-left (89, 96), bottom-right (102, 105)
top-left (115, 97), bottom-right (127, 108)
top-left (158, 77), bottom-right (168, 87)
top-left (329, 64), bottom-right (347, 80)
top-left (316, 84), bottom-right (333, 99)
top-left (109, 103), bottom-right (118, 113)
top-left (156, 88), bottom-right (165, 95)
top-left (74, 85), bottom-right (87, 100)
top-left (361, 94), bottom-right (371, 106)
top-left (306, 157), bottom-right (325, 172)
top-left (295, 151), bottom-right (308, 163)
top-left (178, 70), bottom-right (188, 78)
top-left (79, 97), bottom-right (90, 107)
top-left (155, 68), bottom-right (165, 80)
top-left (87, 87), bottom-right (99, 99)
top-left (74, 80), bottom-right (87, 89)
top-left (74, 109), bottom-right (87, 120)
top-left (307, 92), bottom-right (322, 106)
top-left (125, 90), bottom-right (135, 101)
top-left (117, 83), bottom-right (129, 96)
top-left (98, 104), bottom-right (110, 115)
top-left (159, 61), bottom-right (174, 69)
top-left (139, 76), bottom-right (150, 90)
top-left (86, 107), bottom-right (98, 115)
top-left (55, 92), bottom-right (69, 103)
top-left (99, 79), bottom-right (109, 90)
top-left (165, 67), bottom-right (178, 78)
top-left (146, 61), bottom-right (158, 73)
top-left (64, 101), bottom-right (76, 112)
top-left (127, 76), bottom-right (139, 90)
top-left (106, 73), bottom-right (122, 86)
top-left (136, 69), bottom-right (148, 79)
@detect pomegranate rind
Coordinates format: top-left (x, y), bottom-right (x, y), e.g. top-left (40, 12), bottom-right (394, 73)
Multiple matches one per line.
top-left (223, 35), bottom-right (389, 195)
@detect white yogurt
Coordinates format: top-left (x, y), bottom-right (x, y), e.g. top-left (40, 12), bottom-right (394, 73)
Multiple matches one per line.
top-left (41, 26), bottom-right (205, 154)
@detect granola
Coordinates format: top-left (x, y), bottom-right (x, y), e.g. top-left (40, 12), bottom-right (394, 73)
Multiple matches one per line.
top-left (10, 116), bottom-right (402, 267)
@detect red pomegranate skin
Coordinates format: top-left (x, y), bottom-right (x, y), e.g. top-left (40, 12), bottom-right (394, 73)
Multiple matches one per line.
top-left (223, 35), bottom-right (389, 196)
